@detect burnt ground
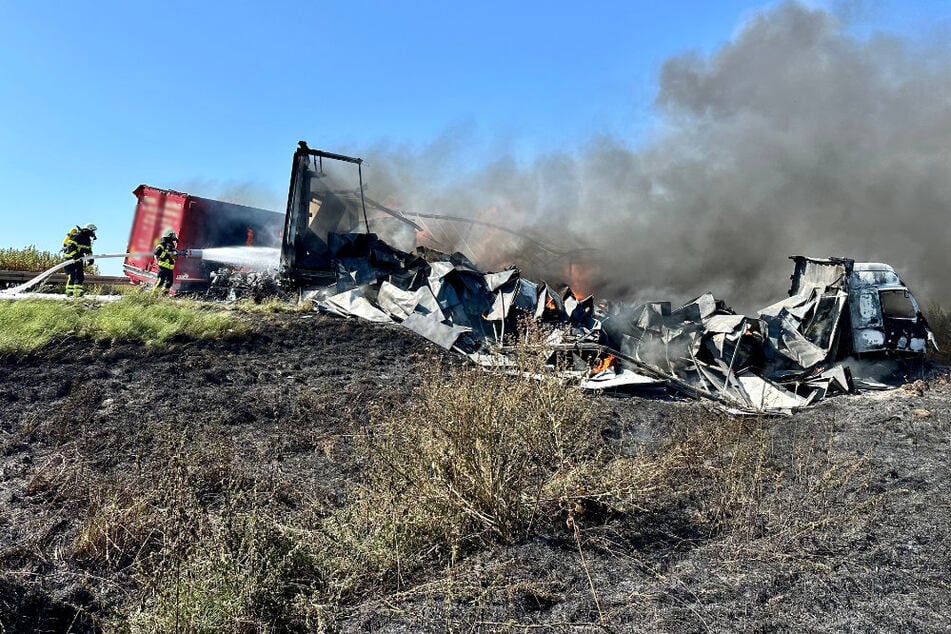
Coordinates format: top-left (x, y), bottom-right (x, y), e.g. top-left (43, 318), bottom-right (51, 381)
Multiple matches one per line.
top-left (1, 312), bottom-right (949, 632)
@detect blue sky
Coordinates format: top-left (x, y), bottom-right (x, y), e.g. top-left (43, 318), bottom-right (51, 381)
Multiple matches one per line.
top-left (1, 0), bottom-right (949, 274)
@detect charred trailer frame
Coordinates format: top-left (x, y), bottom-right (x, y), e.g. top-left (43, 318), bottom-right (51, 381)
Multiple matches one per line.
top-left (279, 141), bottom-right (371, 287)
top-left (279, 141), bottom-right (423, 287)
top-left (788, 255), bottom-right (935, 356)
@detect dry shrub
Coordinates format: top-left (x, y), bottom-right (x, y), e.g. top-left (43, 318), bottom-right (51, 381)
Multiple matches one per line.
top-left (680, 415), bottom-right (880, 566)
top-left (72, 494), bottom-right (165, 570)
top-left (311, 341), bottom-right (880, 613)
top-left (68, 435), bottom-right (209, 573)
top-left (545, 411), bottom-right (734, 525)
top-left (729, 422), bottom-right (880, 564)
top-left (127, 510), bottom-right (323, 634)
top-left (315, 335), bottom-right (597, 599)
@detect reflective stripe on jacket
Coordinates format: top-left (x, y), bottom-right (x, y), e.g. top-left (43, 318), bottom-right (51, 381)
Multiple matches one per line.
top-left (63, 231), bottom-right (93, 260)
top-left (154, 242), bottom-right (176, 270)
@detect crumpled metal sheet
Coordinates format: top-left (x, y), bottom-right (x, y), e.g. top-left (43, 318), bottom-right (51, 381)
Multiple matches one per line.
top-left (775, 312), bottom-right (829, 368)
top-left (737, 373), bottom-right (809, 412)
top-left (703, 314), bottom-right (747, 334)
top-left (760, 293), bottom-right (814, 319)
top-left (759, 289), bottom-right (846, 371)
top-left (318, 288), bottom-right (393, 323)
top-left (376, 281), bottom-right (421, 321)
top-left (304, 231), bottom-right (920, 414)
top-left (484, 269), bottom-right (518, 292)
top-left (402, 310), bottom-right (471, 350)
top-left (681, 293), bottom-right (719, 321)
top-left (581, 368), bottom-right (664, 390)
top-left (485, 282), bottom-right (520, 321)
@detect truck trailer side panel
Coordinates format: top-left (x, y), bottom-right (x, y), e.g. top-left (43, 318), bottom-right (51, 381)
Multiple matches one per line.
top-left (124, 185), bottom-right (283, 292)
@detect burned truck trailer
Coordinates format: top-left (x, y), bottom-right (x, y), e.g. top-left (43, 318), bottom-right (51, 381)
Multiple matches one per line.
top-left (124, 185), bottom-right (284, 292)
top-left (280, 142), bottom-right (421, 287)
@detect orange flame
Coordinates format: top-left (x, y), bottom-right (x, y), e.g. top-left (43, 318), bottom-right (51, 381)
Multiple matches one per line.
top-left (246, 227), bottom-right (254, 246)
top-left (546, 295), bottom-right (557, 311)
top-left (591, 355), bottom-right (616, 375)
top-left (563, 257), bottom-right (602, 298)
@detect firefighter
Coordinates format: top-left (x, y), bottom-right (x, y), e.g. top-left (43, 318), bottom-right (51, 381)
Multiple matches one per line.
top-left (152, 229), bottom-right (179, 295)
top-left (62, 223), bottom-right (96, 297)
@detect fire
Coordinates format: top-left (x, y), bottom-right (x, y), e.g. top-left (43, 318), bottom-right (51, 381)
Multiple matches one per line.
top-left (563, 254), bottom-right (601, 298)
top-left (546, 295), bottom-right (557, 311)
top-left (590, 354), bottom-right (616, 375)
top-left (246, 227), bottom-right (254, 246)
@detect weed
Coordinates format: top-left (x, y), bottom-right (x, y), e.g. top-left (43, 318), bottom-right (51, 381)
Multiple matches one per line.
top-left (128, 512), bottom-right (322, 634)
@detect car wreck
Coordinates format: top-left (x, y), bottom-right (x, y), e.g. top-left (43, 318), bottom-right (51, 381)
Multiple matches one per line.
top-left (10, 141), bottom-right (931, 415)
top-left (273, 149), bottom-right (936, 415)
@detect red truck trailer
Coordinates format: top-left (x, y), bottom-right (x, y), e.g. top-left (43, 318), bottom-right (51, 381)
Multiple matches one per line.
top-left (124, 185), bottom-right (284, 292)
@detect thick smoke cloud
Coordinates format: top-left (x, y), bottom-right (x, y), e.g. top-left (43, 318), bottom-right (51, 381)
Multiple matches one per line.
top-left (360, 2), bottom-right (951, 312)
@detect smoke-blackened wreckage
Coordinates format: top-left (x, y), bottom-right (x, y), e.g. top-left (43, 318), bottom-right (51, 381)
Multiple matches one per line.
top-left (277, 143), bottom-right (938, 415)
top-left (2, 142), bottom-right (936, 415)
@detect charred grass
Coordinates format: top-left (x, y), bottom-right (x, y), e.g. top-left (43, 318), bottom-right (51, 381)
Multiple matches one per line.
top-left (0, 314), bottom-right (938, 632)
top-left (129, 371), bottom-right (879, 629)
top-left (292, 361), bottom-right (886, 630)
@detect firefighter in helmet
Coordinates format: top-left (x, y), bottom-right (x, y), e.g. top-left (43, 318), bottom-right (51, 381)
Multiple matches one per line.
top-left (62, 223), bottom-right (97, 297)
top-left (153, 229), bottom-right (179, 294)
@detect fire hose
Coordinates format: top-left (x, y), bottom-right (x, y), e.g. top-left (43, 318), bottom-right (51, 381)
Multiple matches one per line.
top-left (0, 252), bottom-right (153, 295)
top-left (0, 249), bottom-right (213, 297)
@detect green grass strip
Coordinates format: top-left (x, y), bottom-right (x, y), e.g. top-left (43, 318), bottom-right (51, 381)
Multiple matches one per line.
top-left (0, 294), bottom-right (247, 355)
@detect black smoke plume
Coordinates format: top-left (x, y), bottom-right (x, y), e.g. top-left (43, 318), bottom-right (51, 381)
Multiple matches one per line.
top-left (360, 2), bottom-right (951, 311)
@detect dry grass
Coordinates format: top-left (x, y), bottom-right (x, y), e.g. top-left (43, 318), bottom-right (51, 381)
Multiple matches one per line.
top-left (262, 344), bottom-right (881, 627)
top-left (15, 380), bottom-right (882, 632)
top-left (309, 334), bottom-right (597, 596)
top-left (301, 390), bottom-right (881, 629)
top-left (561, 411), bottom-right (880, 576)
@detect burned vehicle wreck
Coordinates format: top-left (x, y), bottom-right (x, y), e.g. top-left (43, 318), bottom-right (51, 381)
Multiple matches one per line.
top-left (843, 259), bottom-right (934, 354)
top-left (277, 142), bottom-right (936, 414)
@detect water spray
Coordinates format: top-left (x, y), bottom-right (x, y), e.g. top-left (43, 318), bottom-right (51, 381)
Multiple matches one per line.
top-left (185, 246), bottom-right (280, 271)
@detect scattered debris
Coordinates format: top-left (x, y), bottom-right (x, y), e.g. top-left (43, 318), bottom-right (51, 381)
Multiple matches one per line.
top-left (203, 268), bottom-right (288, 302)
top-left (296, 228), bottom-right (936, 415)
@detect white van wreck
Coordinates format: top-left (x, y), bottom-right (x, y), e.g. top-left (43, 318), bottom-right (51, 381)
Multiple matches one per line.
top-left (788, 256), bottom-right (936, 356)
